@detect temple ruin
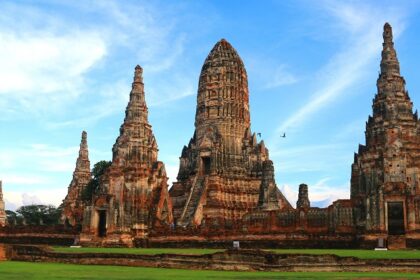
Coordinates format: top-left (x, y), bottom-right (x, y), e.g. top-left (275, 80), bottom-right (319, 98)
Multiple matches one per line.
top-left (351, 23), bottom-right (420, 245)
top-left (169, 39), bottom-right (291, 229)
top-left (61, 131), bottom-right (91, 227)
top-left (0, 181), bottom-right (6, 227)
top-left (58, 22), bottom-right (420, 248)
top-left (79, 66), bottom-right (173, 247)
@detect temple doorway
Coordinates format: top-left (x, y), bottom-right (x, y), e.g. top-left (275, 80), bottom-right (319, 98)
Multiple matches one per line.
top-left (387, 202), bottom-right (405, 235)
top-left (98, 210), bottom-right (107, 237)
top-left (201, 156), bottom-right (211, 175)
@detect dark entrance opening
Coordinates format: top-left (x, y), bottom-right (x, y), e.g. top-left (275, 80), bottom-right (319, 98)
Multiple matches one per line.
top-left (201, 157), bottom-right (211, 175)
top-left (388, 202), bottom-right (405, 235)
top-left (98, 210), bottom-right (107, 237)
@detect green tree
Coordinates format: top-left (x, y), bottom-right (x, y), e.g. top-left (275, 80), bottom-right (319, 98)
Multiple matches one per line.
top-left (16, 204), bottom-right (61, 225)
top-left (81, 160), bottom-right (112, 202)
top-left (5, 210), bottom-right (24, 226)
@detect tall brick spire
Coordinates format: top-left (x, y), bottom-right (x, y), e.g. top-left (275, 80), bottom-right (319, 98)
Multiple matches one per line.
top-left (80, 65), bottom-right (173, 246)
top-left (371, 23), bottom-right (413, 125)
top-left (351, 22), bottom-right (420, 233)
top-left (77, 131), bottom-right (90, 172)
top-left (61, 131), bottom-right (91, 226)
top-left (112, 65), bottom-right (157, 166)
top-left (0, 180), bottom-right (6, 226)
top-left (0, 180), bottom-right (3, 200)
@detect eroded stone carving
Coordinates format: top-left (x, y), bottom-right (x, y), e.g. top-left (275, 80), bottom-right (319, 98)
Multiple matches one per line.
top-left (0, 181), bottom-right (6, 227)
top-left (61, 131), bottom-right (91, 227)
top-left (80, 66), bottom-right (173, 247)
top-left (169, 39), bottom-right (291, 228)
top-left (351, 23), bottom-right (420, 236)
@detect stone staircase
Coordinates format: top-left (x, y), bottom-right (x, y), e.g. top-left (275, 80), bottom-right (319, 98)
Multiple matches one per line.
top-left (178, 177), bottom-right (206, 227)
top-left (388, 235), bottom-right (406, 250)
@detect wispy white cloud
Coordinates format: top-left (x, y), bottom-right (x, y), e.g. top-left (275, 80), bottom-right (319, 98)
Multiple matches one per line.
top-left (144, 34), bottom-right (188, 73)
top-left (4, 189), bottom-right (67, 211)
top-left (0, 142), bottom-right (94, 210)
top-left (247, 56), bottom-right (298, 90)
top-left (148, 76), bottom-right (195, 107)
top-left (272, 143), bottom-right (352, 175)
top-left (45, 80), bottom-right (130, 129)
top-left (0, 32), bottom-right (105, 93)
top-left (331, 118), bottom-right (366, 141)
top-left (0, 1), bottom-right (193, 124)
top-left (269, 1), bottom-right (409, 205)
top-left (264, 64), bottom-right (298, 89)
top-left (1, 174), bottom-right (51, 185)
top-left (0, 3), bottom-right (107, 118)
top-left (276, 1), bottom-right (406, 134)
top-left (0, 144), bottom-right (79, 174)
top-left (279, 177), bottom-right (349, 208)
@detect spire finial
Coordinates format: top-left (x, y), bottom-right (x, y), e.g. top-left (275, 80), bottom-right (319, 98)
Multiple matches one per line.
top-left (0, 180), bottom-right (3, 200)
top-left (380, 22), bottom-right (400, 76)
top-left (78, 130), bottom-right (89, 159)
top-left (81, 130), bottom-right (87, 143)
top-left (383, 22), bottom-right (393, 45)
top-left (134, 65), bottom-right (143, 83)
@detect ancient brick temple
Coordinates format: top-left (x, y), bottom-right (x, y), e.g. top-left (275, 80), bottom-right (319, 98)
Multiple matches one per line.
top-left (60, 22), bottom-right (420, 248)
top-left (169, 39), bottom-right (291, 228)
top-left (61, 131), bottom-right (91, 227)
top-left (80, 66), bottom-right (173, 247)
top-left (351, 23), bottom-right (420, 238)
top-left (0, 181), bottom-right (6, 227)
top-left (240, 23), bottom-right (418, 245)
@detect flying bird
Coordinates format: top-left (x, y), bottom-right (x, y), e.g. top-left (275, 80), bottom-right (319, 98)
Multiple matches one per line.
top-left (257, 133), bottom-right (261, 138)
top-left (281, 133), bottom-right (286, 138)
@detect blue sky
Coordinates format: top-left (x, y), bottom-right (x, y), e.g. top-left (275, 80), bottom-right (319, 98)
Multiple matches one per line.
top-left (1, 0), bottom-right (420, 210)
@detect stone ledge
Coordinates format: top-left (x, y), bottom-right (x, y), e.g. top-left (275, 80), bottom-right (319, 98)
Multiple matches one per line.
top-left (4, 244), bottom-right (420, 273)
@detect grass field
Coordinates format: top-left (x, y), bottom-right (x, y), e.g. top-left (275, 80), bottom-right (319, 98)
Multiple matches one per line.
top-left (52, 246), bottom-right (420, 259)
top-left (1, 261), bottom-right (420, 279)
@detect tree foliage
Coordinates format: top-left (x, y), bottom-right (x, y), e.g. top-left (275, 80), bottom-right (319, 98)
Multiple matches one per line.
top-left (81, 160), bottom-right (112, 202)
top-left (14, 204), bottom-right (61, 225)
top-left (6, 210), bottom-right (24, 226)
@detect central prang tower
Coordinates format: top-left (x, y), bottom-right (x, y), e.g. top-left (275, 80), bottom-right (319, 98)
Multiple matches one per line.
top-left (170, 39), bottom-right (291, 228)
top-left (194, 39), bottom-right (250, 165)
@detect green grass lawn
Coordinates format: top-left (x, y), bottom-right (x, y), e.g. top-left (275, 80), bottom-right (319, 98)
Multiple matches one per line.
top-left (52, 246), bottom-right (420, 259)
top-left (1, 261), bottom-right (419, 279)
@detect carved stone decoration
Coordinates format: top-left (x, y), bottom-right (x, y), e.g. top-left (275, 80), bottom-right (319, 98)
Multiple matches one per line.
top-left (351, 23), bottom-right (420, 235)
top-left (169, 39), bottom-right (292, 228)
top-left (297, 184), bottom-right (310, 209)
top-left (0, 181), bottom-right (6, 227)
top-left (80, 66), bottom-right (173, 247)
top-left (61, 131), bottom-right (91, 227)
top-left (258, 160), bottom-right (289, 211)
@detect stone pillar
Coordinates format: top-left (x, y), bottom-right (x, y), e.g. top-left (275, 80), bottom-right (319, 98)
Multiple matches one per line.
top-left (297, 184), bottom-right (310, 209)
top-left (0, 181), bottom-right (6, 227)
